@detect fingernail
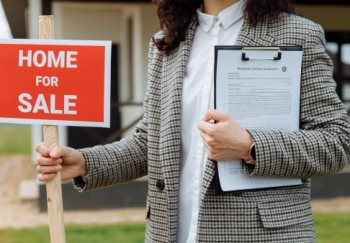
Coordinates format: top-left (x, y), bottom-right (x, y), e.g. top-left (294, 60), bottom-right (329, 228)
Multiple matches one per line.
top-left (51, 151), bottom-right (58, 157)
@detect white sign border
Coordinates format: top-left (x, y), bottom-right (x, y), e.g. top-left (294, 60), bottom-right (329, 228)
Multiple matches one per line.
top-left (0, 39), bottom-right (111, 128)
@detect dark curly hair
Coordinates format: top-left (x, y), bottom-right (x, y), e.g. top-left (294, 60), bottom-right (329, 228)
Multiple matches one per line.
top-left (153, 0), bottom-right (296, 54)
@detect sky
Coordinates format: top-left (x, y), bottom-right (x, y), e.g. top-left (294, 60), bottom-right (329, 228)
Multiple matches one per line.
top-left (0, 0), bottom-right (12, 39)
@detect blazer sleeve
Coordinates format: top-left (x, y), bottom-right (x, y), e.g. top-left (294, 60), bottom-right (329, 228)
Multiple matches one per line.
top-left (243, 23), bottom-right (350, 179)
top-left (72, 41), bottom-right (156, 192)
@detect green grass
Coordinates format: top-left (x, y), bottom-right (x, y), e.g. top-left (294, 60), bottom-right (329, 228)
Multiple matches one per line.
top-left (0, 214), bottom-right (349, 242)
top-left (0, 125), bottom-right (31, 154)
top-left (0, 223), bottom-right (146, 243)
top-left (314, 213), bottom-right (350, 243)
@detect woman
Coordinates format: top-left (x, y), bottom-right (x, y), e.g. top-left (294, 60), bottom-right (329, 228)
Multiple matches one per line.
top-left (36, 0), bottom-right (350, 242)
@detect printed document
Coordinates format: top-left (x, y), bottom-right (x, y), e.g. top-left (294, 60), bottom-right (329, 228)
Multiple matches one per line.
top-left (215, 47), bottom-right (303, 191)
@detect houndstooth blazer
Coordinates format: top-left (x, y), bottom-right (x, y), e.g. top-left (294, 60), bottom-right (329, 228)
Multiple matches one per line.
top-left (74, 13), bottom-right (350, 243)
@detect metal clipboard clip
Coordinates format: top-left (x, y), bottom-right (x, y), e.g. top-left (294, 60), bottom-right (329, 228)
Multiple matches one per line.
top-left (242, 47), bottom-right (282, 61)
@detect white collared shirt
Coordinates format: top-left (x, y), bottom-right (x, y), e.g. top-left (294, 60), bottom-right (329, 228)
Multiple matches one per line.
top-left (178, 1), bottom-right (245, 242)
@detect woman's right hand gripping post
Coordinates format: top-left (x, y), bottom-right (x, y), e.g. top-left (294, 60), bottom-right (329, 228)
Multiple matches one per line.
top-left (35, 143), bottom-right (88, 182)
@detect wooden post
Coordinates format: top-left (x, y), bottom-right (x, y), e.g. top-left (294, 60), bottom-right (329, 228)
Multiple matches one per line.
top-left (39, 16), bottom-right (66, 243)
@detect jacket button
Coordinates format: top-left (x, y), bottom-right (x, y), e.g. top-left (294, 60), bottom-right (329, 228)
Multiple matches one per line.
top-left (156, 180), bottom-right (165, 190)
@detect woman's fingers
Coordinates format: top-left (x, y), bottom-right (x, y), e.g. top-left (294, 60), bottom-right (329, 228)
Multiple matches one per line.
top-left (37, 173), bottom-right (56, 182)
top-left (36, 164), bottom-right (62, 174)
top-left (49, 146), bottom-right (66, 159)
top-left (35, 142), bottom-right (51, 157)
top-left (35, 143), bottom-right (67, 160)
top-left (37, 155), bottom-right (62, 166)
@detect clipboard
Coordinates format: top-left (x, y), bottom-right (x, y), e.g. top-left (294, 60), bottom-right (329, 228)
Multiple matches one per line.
top-left (213, 46), bottom-right (303, 194)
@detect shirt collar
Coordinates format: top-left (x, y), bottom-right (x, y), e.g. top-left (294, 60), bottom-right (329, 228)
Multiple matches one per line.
top-left (197, 0), bottom-right (245, 32)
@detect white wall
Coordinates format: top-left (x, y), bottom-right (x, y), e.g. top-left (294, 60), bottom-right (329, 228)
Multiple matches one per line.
top-left (0, 0), bottom-right (12, 38)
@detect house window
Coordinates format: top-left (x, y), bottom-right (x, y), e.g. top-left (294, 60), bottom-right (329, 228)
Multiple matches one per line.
top-left (325, 36), bottom-right (350, 121)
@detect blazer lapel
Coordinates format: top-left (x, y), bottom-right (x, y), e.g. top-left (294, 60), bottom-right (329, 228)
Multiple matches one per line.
top-left (159, 18), bottom-right (197, 241)
top-left (200, 18), bottom-right (275, 201)
top-left (159, 19), bottom-right (196, 192)
top-left (237, 18), bottom-right (275, 46)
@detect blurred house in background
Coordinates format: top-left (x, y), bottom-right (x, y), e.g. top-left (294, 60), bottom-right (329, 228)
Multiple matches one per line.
top-left (1, 0), bottom-right (350, 210)
top-left (3, 0), bottom-right (159, 157)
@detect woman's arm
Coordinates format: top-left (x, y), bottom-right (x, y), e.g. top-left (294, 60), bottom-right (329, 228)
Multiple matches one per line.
top-left (244, 23), bottom-right (350, 179)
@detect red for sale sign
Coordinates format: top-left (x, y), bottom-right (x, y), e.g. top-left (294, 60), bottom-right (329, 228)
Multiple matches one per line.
top-left (0, 39), bottom-right (111, 127)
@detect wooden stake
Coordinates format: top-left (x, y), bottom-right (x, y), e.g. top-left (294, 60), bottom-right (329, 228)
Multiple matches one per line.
top-left (39, 15), bottom-right (66, 243)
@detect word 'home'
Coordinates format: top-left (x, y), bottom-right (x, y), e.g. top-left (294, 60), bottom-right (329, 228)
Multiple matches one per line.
top-left (19, 50), bottom-right (78, 68)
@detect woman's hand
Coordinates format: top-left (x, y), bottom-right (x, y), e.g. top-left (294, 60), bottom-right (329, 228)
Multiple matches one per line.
top-left (35, 143), bottom-right (87, 182)
top-left (198, 110), bottom-right (254, 162)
